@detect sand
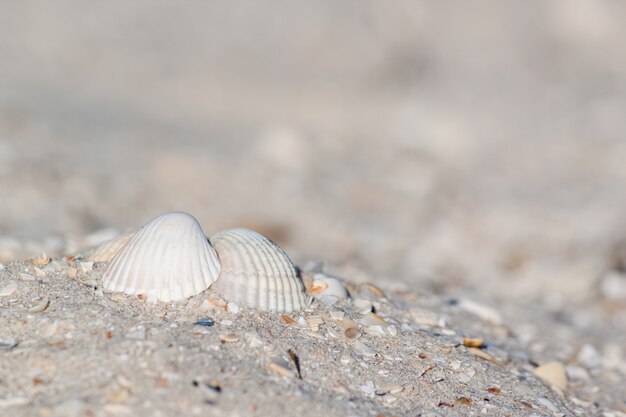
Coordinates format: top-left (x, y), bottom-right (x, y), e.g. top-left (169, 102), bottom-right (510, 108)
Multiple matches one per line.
top-left (0, 246), bottom-right (624, 417)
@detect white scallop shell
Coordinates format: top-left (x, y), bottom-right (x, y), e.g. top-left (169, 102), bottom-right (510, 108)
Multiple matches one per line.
top-left (210, 228), bottom-right (307, 312)
top-left (102, 212), bottom-right (221, 302)
top-left (88, 232), bottom-right (135, 262)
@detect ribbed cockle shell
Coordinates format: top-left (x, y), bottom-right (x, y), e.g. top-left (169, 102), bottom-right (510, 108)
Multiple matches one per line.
top-left (210, 228), bottom-right (307, 312)
top-left (88, 232), bottom-right (134, 262)
top-left (102, 212), bottom-right (221, 302)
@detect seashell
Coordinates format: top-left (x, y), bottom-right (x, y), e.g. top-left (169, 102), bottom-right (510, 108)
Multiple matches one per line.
top-left (102, 212), bottom-right (221, 302)
top-left (209, 228), bottom-right (307, 312)
top-left (88, 232), bottom-right (135, 262)
top-left (308, 273), bottom-right (349, 305)
top-left (31, 253), bottom-right (51, 267)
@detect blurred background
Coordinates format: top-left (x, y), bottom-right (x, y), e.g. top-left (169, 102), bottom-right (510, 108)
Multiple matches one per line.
top-left (1, 1), bottom-right (626, 359)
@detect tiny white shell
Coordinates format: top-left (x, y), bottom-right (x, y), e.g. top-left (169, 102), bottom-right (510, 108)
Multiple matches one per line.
top-left (102, 212), bottom-right (221, 302)
top-left (88, 232), bottom-right (135, 262)
top-left (308, 273), bottom-right (349, 305)
top-left (210, 228), bottom-right (307, 312)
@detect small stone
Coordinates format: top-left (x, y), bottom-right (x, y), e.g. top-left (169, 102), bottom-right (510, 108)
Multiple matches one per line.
top-left (329, 310), bottom-right (345, 321)
top-left (0, 281), bottom-right (17, 297)
top-left (0, 338), bottom-right (17, 351)
top-left (32, 267), bottom-right (47, 278)
top-left (375, 384), bottom-right (403, 395)
top-left (66, 268), bottom-right (78, 279)
top-left (359, 381), bottom-right (376, 395)
top-left (267, 358), bottom-right (294, 378)
top-left (342, 318), bottom-right (361, 340)
top-left (566, 365), bottom-right (590, 380)
top-left (353, 340), bottom-right (376, 357)
top-left (226, 302), bottom-right (240, 314)
top-left (366, 325), bottom-right (387, 337)
top-left (409, 307), bottom-right (439, 327)
top-left (0, 263), bottom-right (5, 270)
top-left (360, 312), bottom-right (387, 326)
top-left (455, 396), bottom-right (473, 407)
top-left (205, 295), bottom-right (227, 310)
top-left (18, 273), bottom-right (35, 281)
top-left (361, 282), bottom-right (386, 298)
top-left (463, 337), bottom-right (484, 348)
top-left (577, 344), bottom-right (601, 368)
top-left (353, 299), bottom-right (373, 313)
top-left (219, 333), bottom-right (239, 343)
top-left (28, 298), bottom-right (50, 313)
top-left (428, 366), bottom-right (446, 382)
top-left (457, 299), bottom-right (502, 324)
top-left (194, 318), bottom-right (215, 327)
top-left (457, 367), bottom-right (476, 384)
top-left (533, 361), bottom-right (567, 390)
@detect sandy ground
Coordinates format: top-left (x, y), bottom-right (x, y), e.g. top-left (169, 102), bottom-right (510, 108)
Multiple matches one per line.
top-left (1, 1), bottom-right (626, 416)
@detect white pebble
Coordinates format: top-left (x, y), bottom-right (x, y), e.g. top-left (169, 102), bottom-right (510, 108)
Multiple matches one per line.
top-left (226, 302), bottom-right (241, 314)
top-left (0, 281), bottom-right (17, 297)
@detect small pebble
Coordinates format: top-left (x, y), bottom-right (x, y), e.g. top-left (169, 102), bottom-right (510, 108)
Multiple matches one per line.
top-left (28, 298), bottom-right (50, 313)
top-left (360, 282), bottom-right (386, 298)
top-left (329, 310), bottom-right (345, 321)
top-left (226, 302), bottom-right (240, 314)
top-left (353, 299), bottom-right (373, 313)
top-left (0, 338), bottom-right (17, 351)
top-left (353, 340), bottom-right (376, 357)
top-left (0, 281), bottom-right (17, 297)
top-left (194, 318), bottom-right (215, 327)
top-left (457, 299), bottom-right (502, 324)
top-left (409, 307), bottom-right (439, 326)
top-left (360, 312), bottom-right (387, 326)
top-left (267, 358), bottom-right (294, 378)
top-left (463, 337), bottom-right (484, 348)
top-left (219, 333), bottom-right (239, 343)
top-left (457, 367), bottom-right (476, 384)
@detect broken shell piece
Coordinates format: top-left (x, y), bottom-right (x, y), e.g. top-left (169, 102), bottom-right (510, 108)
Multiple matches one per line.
top-left (410, 307), bottom-right (439, 327)
top-left (205, 295), bottom-right (228, 310)
top-left (28, 298), bottom-right (50, 313)
top-left (359, 312), bottom-right (388, 326)
top-left (0, 281), bottom-right (17, 297)
top-left (219, 333), bottom-right (239, 343)
top-left (267, 358), bottom-right (294, 378)
top-left (31, 253), bottom-right (50, 267)
top-left (88, 232), bottom-right (135, 262)
top-left (306, 314), bottom-right (324, 332)
top-left (210, 228), bottom-right (307, 312)
top-left (308, 273), bottom-right (349, 305)
top-left (80, 262), bottom-right (94, 273)
top-left (102, 212), bottom-right (221, 302)
top-left (533, 361), bottom-right (568, 390)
